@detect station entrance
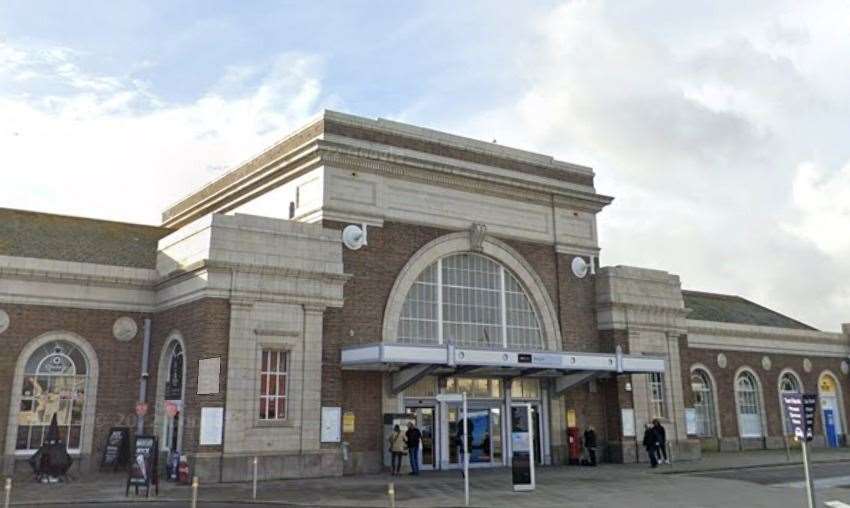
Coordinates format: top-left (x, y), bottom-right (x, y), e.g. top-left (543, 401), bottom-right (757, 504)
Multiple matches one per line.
top-left (402, 376), bottom-right (545, 471)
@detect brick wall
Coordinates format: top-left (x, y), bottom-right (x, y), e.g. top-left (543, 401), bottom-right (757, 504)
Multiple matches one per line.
top-left (680, 345), bottom-right (850, 441)
top-left (148, 298), bottom-right (230, 457)
top-left (0, 303), bottom-right (148, 472)
top-left (320, 220), bottom-right (600, 463)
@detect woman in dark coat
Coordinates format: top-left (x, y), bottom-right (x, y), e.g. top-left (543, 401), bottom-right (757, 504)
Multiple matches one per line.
top-left (642, 423), bottom-right (659, 468)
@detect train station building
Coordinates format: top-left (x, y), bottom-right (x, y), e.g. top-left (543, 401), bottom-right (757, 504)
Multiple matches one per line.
top-left (1, 111), bottom-right (848, 481)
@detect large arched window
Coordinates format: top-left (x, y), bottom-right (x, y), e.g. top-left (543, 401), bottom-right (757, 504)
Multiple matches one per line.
top-left (691, 369), bottom-right (715, 437)
top-left (778, 371), bottom-right (802, 434)
top-left (735, 370), bottom-right (763, 438)
top-left (398, 253), bottom-right (543, 349)
top-left (15, 340), bottom-right (89, 452)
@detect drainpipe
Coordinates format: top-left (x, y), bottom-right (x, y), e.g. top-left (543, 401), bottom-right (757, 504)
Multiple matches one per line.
top-left (137, 318), bottom-right (152, 434)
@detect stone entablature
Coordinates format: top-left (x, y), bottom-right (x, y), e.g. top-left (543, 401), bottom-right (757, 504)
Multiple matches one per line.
top-left (160, 111), bottom-right (612, 258)
top-left (687, 319), bottom-right (850, 357)
top-left (596, 265), bottom-right (689, 333)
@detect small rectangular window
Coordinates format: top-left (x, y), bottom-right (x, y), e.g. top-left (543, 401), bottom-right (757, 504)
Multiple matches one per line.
top-left (259, 350), bottom-right (288, 421)
top-left (648, 372), bottom-right (666, 419)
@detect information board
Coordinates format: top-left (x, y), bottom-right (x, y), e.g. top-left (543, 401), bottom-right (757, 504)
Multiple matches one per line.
top-left (511, 404), bottom-right (535, 492)
top-left (321, 406), bottom-right (342, 443)
top-left (126, 435), bottom-right (158, 497)
top-left (621, 408), bottom-right (635, 437)
top-left (200, 407), bottom-right (224, 445)
top-left (782, 392), bottom-right (817, 441)
top-left (100, 427), bottom-right (130, 471)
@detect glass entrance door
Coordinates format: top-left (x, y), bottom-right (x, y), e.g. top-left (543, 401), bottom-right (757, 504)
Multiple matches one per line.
top-left (447, 406), bottom-right (502, 466)
top-left (405, 406), bottom-right (436, 469)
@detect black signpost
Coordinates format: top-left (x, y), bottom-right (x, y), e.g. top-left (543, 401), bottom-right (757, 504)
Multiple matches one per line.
top-left (126, 435), bottom-right (158, 497)
top-left (510, 404), bottom-right (535, 492)
top-left (782, 392), bottom-right (817, 508)
top-left (100, 427), bottom-right (130, 472)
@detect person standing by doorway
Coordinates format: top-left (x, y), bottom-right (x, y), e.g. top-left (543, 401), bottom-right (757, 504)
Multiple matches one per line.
top-left (388, 425), bottom-right (407, 476)
top-left (406, 422), bottom-right (422, 475)
top-left (583, 425), bottom-right (598, 466)
top-left (642, 423), bottom-right (659, 468)
top-left (652, 419), bottom-right (669, 464)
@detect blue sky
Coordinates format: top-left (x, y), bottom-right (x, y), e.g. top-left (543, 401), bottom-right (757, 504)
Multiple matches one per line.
top-left (1, 1), bottom-right (849, 330)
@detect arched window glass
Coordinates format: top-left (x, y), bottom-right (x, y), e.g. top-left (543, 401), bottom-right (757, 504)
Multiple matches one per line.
top-left (779, 372), bottom-right (801, 394)
top-left (691, 369), bottom-right (715, 437)
top-left (398, 253), bottom-right (543, 349)
top-left (736, 371), bottom-right (763, 438)
top-left (165, 342), bottom-right (184, 401)
top-left (16, 340), bottom-right (89, 451)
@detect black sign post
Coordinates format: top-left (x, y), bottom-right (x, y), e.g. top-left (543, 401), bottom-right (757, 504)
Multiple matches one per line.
top-left (126, 435), bottom-right (158, 497)
top-left (782, 393), bottom-right (817, 508)
top-left (510, 403), bottom-right (535, 492)
top-left (100, 427), bottom-right (130, 472)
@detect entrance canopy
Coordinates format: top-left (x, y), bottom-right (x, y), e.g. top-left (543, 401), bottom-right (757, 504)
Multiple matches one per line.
top-left (341, 343), bottom-right (664, 395)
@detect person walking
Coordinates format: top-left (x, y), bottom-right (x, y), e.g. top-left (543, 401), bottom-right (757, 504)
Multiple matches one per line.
top-left (652, 419), bottom-right (669, 464)
top-left (406, 422), bottom-right (422, 475)
top-left (642, 423), bottom-right (659, 468)
top-left (583, 425), bottom-right (598, 466)
top-left (388, 424), bottom-right (407, 476)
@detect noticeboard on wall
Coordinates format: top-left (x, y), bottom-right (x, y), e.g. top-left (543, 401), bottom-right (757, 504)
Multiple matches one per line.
top-left (685, 408), bottom-right (697, 435)
top-left (321, 406), bottom-right (341, 443)
top-left (621, 408), bottom-right (635, 437)
top-left (199, 407), bottom-right (224, 445)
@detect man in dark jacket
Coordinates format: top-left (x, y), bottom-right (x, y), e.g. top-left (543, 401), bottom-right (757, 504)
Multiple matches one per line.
top-left (652, 419), bottom-right (669, 464)
top-left (642, 423), bottom-right (659, 468)
top-left (406, 422), bottom-right (422, 475)
top-left (583, 426), bottom-right (598, 466)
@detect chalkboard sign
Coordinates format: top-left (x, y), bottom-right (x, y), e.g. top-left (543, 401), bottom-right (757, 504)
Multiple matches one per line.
top-left (126, 435), bottom-right (158, 497)
top-left (100, 427), bottom-right (130, 471)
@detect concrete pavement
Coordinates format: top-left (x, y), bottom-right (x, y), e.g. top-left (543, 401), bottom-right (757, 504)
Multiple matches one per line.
top-left (5, 449), bottom-right (850, 507)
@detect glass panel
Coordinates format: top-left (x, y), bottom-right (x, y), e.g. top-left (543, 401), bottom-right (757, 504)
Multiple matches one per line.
top-left (30, 426), bottom-right (43, 449)
top-left (277, 376), bottom-right (287, 397)
top-left (277, 397), bottom-right (287, 419)
top-left (405, 376), bottom-right (436, 398)
top-left (490, 407), bottom-right (502, 462)
top-left (468, 410), bottom-right (492, 463)
top-left (15, 426), bottom-right (29, 450)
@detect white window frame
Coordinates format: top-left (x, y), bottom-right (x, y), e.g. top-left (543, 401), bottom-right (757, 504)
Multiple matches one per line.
top-left (648, 372), bottom-right (667, 420)
top-left (735, 369), bottom-right (764, 438)
top-left (398, 253), bottom-right (543, 349)
top-left (15, 341), bottom-right (89, 454)
top-left (690, 369), bottom-right (715, 437)
top-left (258, 349), bottom-right (289, 422)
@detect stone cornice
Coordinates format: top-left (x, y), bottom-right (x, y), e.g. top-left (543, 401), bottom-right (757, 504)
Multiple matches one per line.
top-left (0, 258), bottom-right (158, 289)
top-left (319, 144), bottom-right (613, 212)
top-left (687, 319), bottom-right (846, 345)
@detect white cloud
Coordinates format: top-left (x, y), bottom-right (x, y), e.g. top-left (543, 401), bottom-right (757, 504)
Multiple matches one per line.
top-left (786, 161), bottom-right (850, 256)
top-left (0, 42), bottom-right (334, 225)
top-left (447, 0), bottom-right (850, 331)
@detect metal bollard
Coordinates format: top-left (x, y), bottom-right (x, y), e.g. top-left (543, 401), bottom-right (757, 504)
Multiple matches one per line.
top-left (190, 476), bottom-right (198, 508)
top-left (388, 482), bottom-right (396, 508)
top-left (4, 478), bottom-right (11, 508)
top-left (252, 456), bottom-right (258, 500)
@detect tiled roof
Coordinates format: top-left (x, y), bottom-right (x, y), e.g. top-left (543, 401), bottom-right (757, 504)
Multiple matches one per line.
top-left (683, 290), bottom-right (817, 331)
top-left (0, 208), bottom-right (171, 269)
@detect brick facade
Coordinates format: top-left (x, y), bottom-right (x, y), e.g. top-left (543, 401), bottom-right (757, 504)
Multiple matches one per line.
top-left (680, 345), bottom-right (850, 449)
top-left (0, 303), bottom-right (149, 475)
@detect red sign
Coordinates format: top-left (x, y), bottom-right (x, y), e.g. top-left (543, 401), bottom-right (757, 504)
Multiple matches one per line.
top-left (165, 401), bottom-right (179, 418)
top-left (135, 402), bottom-right (149, 417)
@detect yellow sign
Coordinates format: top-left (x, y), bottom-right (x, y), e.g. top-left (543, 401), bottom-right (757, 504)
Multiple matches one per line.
top-left (343, 411), bottom-right (355, 433)
top-left (566, 409), bottom-right (577, 428)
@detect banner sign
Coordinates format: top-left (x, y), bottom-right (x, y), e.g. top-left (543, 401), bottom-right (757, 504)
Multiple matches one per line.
top-left (782, 392), bottom-right (817, 442)
top-left (100, 427), bottom-right (130, 471)
top-left (126, 435), bottom-right (158, 497)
